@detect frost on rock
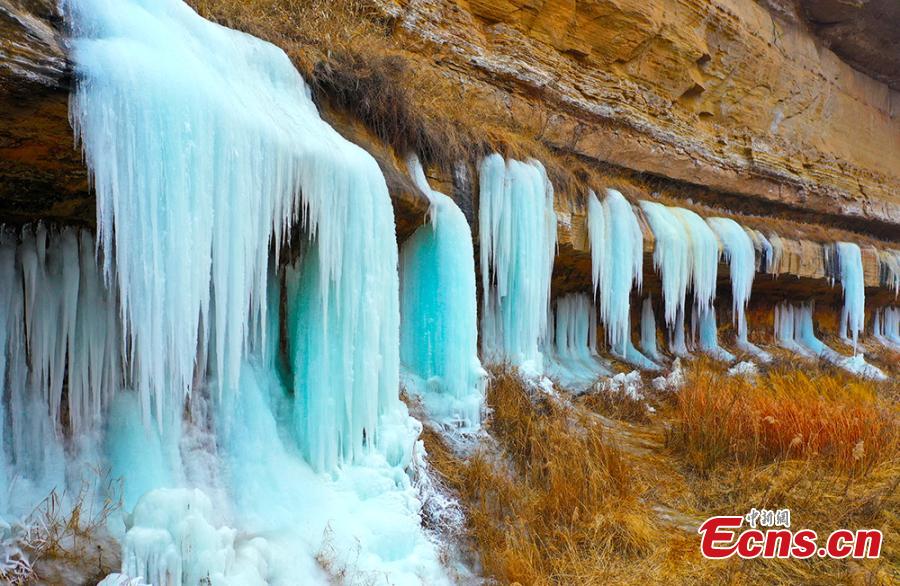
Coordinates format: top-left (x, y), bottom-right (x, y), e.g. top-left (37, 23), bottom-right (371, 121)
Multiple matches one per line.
top-left (708, 217), bottom-right (771, 362)
top-left (479, 154), bottom-right (557, 373)
top-left (545, 293), bottom-right (611, 392)
top-left (588, 190), bottom-right (657, 370)
top-left (775, 302), bottom-right (886, 380)
top-left (400, 157), bottom-right (486, 430)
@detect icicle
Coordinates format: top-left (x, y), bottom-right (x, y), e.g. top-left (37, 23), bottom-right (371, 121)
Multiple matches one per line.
top-left (746, 228), bottom-right (774, 273)
top-left (588, 190), bottom-right (642, 349)
top-left (671, 208), bottom-right (719, 313)
top-left (639, 201), bottom-right (689, 329)
top-left (0, 226), bottom-right (134, 519)
top-left (399, 156), bottom-right (485, 430)
top-left (669, 306), bottom-right (691, 358)
top-left (479, 154), bottom-right (557, 375)
top-left (692, 305), bottom-right (735, 362)
top-left (545, 293), bottom-right (611, 391)
top-left (774, 302), bottom-right (812, 357)
top-left (836, 242), bottom-right (865, 349)
top-left (708, 218), bottom-right (771, 362)
top-left (587, 189), bottom-right (657, 370)
top-left (768, 233), bottom-right (784, 276)
top-left (878, 250), bottom-right (900, 296)
top-left (0, 229), bottom-right (16, 513)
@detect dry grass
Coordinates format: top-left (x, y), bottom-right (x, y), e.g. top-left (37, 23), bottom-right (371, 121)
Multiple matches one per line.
top-left (579, 385), bottom-right (651, 423)
top-left (1, 477), bottom-right (122, 585)
top-left (666, 359), bottom-right (898, 476)
top-left (424, 366), bottom-right (657, 584)
top-left (420, 361), bottom-right (899, 584)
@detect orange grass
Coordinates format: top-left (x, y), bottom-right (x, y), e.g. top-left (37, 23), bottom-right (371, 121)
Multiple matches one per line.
top-left (666, 359), bottom-right (898, 476)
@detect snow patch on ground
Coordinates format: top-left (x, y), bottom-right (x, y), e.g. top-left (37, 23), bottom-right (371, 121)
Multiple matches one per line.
top-left (598, 371), bottom-right (645, 401)
top-left (651, 359), bottom-right (685, 392)
top-left (727, 361), bottom-right (759, 378)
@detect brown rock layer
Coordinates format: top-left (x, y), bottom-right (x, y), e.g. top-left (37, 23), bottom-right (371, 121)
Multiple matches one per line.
top-left (378, 0), bottom-right (900, 234)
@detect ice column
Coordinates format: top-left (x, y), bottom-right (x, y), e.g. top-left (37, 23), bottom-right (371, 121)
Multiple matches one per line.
top-left (479, 154), bottom-right (557, 374)
top-left (640, 296), bottom-right (665, 363)
top-left (775, 302), bottom-right (885, 379)
top-left (873, 307), bottom-right (900, 351)
top-left (836, 242), bottom-right (865, 349)
top-left (400, 157), bottom-right (485, 429)
top-left (546, 293), bottom-right (611, 391)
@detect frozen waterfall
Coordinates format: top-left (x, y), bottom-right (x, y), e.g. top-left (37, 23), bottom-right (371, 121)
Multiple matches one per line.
top-left (479, 154), bottom-right (557, 375)
top-left (707, 217), bottom-right (771, 361)
top-left (400, 156), bottom-right (485, 429)
top-left (0, 0), bottom-right (455, 582)
top-left (639, 202), bottom-right (730, 361)
top-left (588, 190), bottom-right (658, 370)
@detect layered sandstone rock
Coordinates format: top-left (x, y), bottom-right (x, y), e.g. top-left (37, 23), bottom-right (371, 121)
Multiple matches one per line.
top-left (379, 0), bottom-right (899, 235)
top-left (0, 0), bottom-right (92, 223)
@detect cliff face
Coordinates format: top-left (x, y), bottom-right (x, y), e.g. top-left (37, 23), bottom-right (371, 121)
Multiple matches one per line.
top-left (379, 0), bottom-right (899, 232)
top-left (0, 0), bottom-right (92, 223)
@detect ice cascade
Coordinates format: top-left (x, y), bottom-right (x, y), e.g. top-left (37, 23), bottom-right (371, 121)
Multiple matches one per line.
top-left (639, 202), bottom-right (729, 360)
top-left (588, 190), bottom-right (658, 369)
top-left (479, 154), bottom-right (557, 374)
top-left (835, 242), bottom-right (865, 349)
top-left (707, 217), bottom-right (771, 361)
top-left (47, 0), bottom-right (448, 582)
